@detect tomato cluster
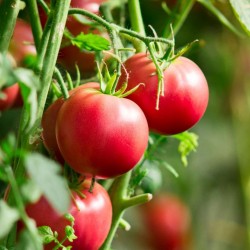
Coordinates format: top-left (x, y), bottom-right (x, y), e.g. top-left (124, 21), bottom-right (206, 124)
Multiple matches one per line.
top-left (6, 1), bottom-right (209, 249)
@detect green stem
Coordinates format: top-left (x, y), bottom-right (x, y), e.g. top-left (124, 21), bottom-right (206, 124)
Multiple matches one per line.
top-left (147, 42), bottom-right (165, 110)
top-left (127, 0), bottom-right (146, 52)
top-left (162, 0), bottom-right (196, 38)
top-left (36, 0), bottom-right (71, 121)
top-left (68, 8), bottom-right (174, 47)
top-left (5, 166), bottom-right (42, 250)
top-left (54, 68), bottom-right (69, 99)
top-left (25, 0), bottom-right (43, 48)
top-left (100, 171), bottom-right (152, 250)
top-left (0, 0), bottom-right (22, 52)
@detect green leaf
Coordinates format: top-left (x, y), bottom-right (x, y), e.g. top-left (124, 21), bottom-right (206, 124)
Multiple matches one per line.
top-left (0, 53), bottom-right (16, 89)
top-left (38, 226), bottom-right (55, 244)
top-left (229, 0), bottom-right (250, 35)
top-left (13, 68), bottom-right (40, 130)
top-left (24, 153), bottom-right (70, 214)
top-left (65, 226), bottom-right (77, 242)
top-left (64, 213), bottom-right (75, 224)
top-left (173, 131), bottom-right (199, 167)
top-left (16, 228), bottom-right (43, 250)
top-left (71, 33), bottom-right (110, 52)
top-left (197, 0), bottom-right (244, 37)
top-left (0, 200), bottom-right (20, 239)
top-left (20, 180), bottom-right (42, 204)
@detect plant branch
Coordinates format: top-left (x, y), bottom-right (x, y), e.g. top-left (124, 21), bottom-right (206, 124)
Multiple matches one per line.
top-left (0, 0), bottom-right (23, 52)
top-left (24, 0), bottom-right (43, 48)
top-left (127, 0), bottom-right (146, 52)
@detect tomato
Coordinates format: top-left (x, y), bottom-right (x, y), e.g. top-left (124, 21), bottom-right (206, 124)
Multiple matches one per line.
top-left (56, 88), bottom-right (149, 179)
top-left (9, 19), bottom-right (36, 66)
top-left (58, 0), bottom-right (108, 75)
top-left (22, 180), bottom-right (112, 250)
top-left (141, 194), bottom-right (192, 250)
top-left (0, 84), bottom-right (20, 111)
top-left (41, 82), bottom-right (100, 163)
top-left (118, 53), bottom-right (209, 135)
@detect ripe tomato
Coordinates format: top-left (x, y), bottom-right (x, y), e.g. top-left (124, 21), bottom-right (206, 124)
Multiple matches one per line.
top-left (0, 84), bottom-right (20, 111)
top-left (9, 19), bottom-right (36, 66)
top-left (41, 82), bottom-right (100, 163)
top-left (141, 194), bottom-right (192, 250)
top-left (118, 53), bottom-right (209, 135)
top-left (58, 0), bottom-right (108, 75)
top-left (56, 88), bottom-right (149, 179)
top-left (22, 180), bottom-right (112, 250)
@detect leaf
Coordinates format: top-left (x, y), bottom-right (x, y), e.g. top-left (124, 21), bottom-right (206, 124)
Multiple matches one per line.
top-left (13, 68), bottom-right (40, 130)
top-left (16, 228), bottom-right (43, 250)
top-left (64, 213), bottom-right (75, 224)
top-left (65, 226), bottom-right (77, 242)
top-left (71, 33), bottom-right (110, 52)
top-left (197, 0), bottom-right (244, 37)
top-left (0, 53), bottom-right (16, 89)
top-left (229, 0), bottom-right (250, 35)
top-left (38, 226), bottom-right (55, 244)
top-left (0, 200), bottom-right (20, 239)
top-left (20, 180), bottom-right (42, 204)
top-left (173, 131), bottom-right (199, 167)
top-left (24, 153), bottom-right (70, 214)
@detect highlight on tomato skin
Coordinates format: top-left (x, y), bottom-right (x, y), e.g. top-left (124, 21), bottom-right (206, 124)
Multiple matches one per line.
top-left (118, 53), bottom-right (209, 135)
top-left (141, 193), bottom-right (192, 250)
top-left (55, 87), bottom-right (149, 179)
top-left (18, 180), bottom-right (112, 250)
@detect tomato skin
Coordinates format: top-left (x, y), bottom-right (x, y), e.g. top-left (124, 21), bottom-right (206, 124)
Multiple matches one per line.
top-left (118, 53), bottom-right (209, 135)
top-left (141, 194), bottom-right (192, 250)
top-left (23, 180), bottom-right (112, 250)
top-left (9, 19), bottom-right (36, 66)
top-left (0, 84), bottom-right (20, 111)
top-left (41, 82), bottom-right (100, 163)
top-left (56, 89), bottom-right (149, 179)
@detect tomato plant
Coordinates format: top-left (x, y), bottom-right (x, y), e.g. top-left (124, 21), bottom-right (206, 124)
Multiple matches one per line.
top-left (1, 0), bottom-right (248, 249)
top-left (56, 87), bottom-right (149, 179)
top-left (118, 53), bottom-right (209, 135)
top-left (141, 193), bottom-right (192, 250)
top-left (20, 180), bottom-right (112, 250)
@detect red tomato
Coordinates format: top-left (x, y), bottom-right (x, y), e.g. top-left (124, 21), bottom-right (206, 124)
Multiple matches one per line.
top-left (58, 0), bottom-right (108, 75)
top-left (118, 53), bottom-right (209, 135)
top-left (9, 19), bottom-right (36, 66)
top-left (141, 194), bottom-right (192, 250)
top-left (23, 180), bottom-right (112, 250)
top-left (0, 84), bottom-right (20, 111)
top-left (56, 88), bottom-right (149, 179)
top-left (41, 82), bottom-right (100, 163)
